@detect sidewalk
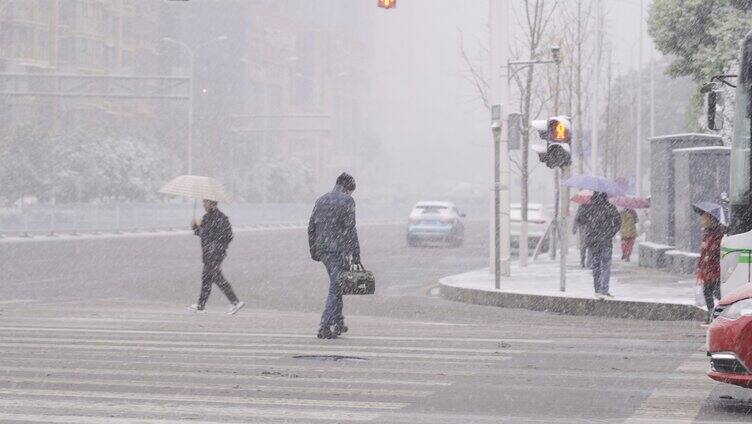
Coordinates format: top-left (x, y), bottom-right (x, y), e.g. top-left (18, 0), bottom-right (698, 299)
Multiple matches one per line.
top-left (439, 252), bottom-right (706, 321)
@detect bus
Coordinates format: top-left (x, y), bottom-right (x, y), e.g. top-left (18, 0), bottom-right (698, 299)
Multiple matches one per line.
top-left (706, 29), bottom-right (752, 295)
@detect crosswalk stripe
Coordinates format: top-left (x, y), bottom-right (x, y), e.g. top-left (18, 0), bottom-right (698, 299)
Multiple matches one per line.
top-left (0, 365), bottom-right (453, 387)
top-left (0, 325), bottom-right (553, 344)
top-left (0, 354), bottom-right (498, 378)
top-left (624, 352), bottom-right (716, 423)
top-left (0, 341), bottom-right (510, 361)
top-left (0, 376), bottom-right (434, 398)
top-left (0, 335), bottom-right (525, 355)
top-left (0, 402), bottom-right (380, 423)
top-left (0, 388), bottom-right (409, 410)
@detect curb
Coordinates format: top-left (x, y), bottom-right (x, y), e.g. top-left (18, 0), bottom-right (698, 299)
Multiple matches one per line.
top-left (438, 280), bottom-right (706, 321)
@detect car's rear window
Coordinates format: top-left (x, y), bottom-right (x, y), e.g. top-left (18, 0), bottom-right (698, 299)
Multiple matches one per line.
top-left (416, 206), bottom-right (448, 214)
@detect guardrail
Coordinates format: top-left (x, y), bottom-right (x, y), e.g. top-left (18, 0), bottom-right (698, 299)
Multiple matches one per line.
top-left (0, 201), bottom-right (490, 239)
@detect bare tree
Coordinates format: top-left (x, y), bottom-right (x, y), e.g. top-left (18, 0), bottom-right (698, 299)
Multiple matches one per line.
top-left (458, 31), bottom-right (491, 112)
top-left (510, 0), bottom-right (559, 265)
top-left (457, 1), bottom-right (560, 265)
top-left (557, 0), bottom-right (597, 174)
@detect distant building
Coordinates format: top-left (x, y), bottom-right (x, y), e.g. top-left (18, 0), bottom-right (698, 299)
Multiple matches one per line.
top-left (0, 0), bottom-right (374, 200)
top-left (0, 0), bottom-right (162, 134)
top-left (161, 0), bottom-right (373, 197)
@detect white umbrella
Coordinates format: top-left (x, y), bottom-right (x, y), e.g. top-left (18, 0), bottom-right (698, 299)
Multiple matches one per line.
top-left (159, 175), bottom-right (231, 202)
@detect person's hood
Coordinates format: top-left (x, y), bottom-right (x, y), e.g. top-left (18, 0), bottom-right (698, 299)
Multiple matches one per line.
top-left (591, 192), bottom-right (609, 205)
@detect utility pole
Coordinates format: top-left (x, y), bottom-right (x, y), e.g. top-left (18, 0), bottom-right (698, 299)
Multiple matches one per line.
top-left (592, 0), bottom-right (602, 175)
top-left (489, 0), bottom-right (512, 286)
top-left (635, 0), bottom-right (643, 196)
top-left (163, 35), bottom-right (228, 175)
top-left (650, 51), bottom-right (655, 138)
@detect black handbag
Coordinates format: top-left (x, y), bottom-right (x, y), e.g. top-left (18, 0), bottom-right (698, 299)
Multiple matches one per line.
top-left (336, 259), bottom-right (375, 295)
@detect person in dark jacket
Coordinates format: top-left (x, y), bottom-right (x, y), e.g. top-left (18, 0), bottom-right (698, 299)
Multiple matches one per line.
top-left (308, 173), bottom-right (360, 339)
top-left (697, 212), bottom-right (723, 324)
top-left (188, 199), bottom-right (245, 315)
top-left (573, 203), bottom-right (592, 268)
top-left (575, 191), bottom-right (621, 298)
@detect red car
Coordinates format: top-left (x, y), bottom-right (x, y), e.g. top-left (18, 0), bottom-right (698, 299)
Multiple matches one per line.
top-left (707, 284), bottom-right (752, 388)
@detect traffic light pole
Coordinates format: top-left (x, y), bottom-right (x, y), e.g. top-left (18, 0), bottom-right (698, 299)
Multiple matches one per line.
top-left (489, 0), bottom-right (511, 285)
top-left (550, 171), bottom-right (559, 260)
top-left (493, 122), bottom-right (502, 289)
top-left (560, 166), bottom-right (571, 292)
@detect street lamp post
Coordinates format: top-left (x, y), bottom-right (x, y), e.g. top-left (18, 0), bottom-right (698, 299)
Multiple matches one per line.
top-left (162, 35), bottom-right (228, 176)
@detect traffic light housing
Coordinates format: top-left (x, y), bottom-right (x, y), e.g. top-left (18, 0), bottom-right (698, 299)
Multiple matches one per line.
top-left (532, 116), bottom-right (572, 168)
top-left (378, 0), bottom-right (396, 9)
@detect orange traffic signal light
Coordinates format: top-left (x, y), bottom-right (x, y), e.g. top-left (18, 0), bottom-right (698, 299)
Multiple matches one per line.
top-left (378, 0), bottom-right (396, 9)
top-left (547, 117), bottom-right (571, 143)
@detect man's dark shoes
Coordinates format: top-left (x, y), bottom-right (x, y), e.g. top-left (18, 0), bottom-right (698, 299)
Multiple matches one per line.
top-left (317, 326), bottom-right (337, 339)
top-left (333, 324), bottom-right (348, 336)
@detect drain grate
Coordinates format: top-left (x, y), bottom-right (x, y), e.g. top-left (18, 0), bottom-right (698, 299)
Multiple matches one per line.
top-left (293, 354), bottom-right (368, 362)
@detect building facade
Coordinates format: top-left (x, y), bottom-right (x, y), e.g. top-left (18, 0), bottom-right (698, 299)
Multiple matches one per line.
top-left (0, 0), bottom-right (163, 132)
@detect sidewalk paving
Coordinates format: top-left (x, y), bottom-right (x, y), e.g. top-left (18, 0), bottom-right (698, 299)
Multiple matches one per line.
top-left (439, 251), bottom-right (706, 321)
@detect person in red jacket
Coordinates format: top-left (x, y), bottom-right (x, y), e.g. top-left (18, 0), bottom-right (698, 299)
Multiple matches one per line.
top-left (697, 211), bottom-right (724, 324)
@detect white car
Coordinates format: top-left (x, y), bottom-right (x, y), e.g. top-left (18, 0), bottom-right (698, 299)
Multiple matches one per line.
top-left (406, 201), bottom-right (466, 247)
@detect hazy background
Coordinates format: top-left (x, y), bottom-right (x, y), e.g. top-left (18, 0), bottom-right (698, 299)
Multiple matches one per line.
top-left (0, 0), bottom-right (688, 210)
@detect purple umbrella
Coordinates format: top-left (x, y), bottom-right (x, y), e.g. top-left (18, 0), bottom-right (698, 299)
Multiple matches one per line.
top-left (692, 201), bottom-right (729, 227)
top-left (563, 175), bottom-right (625, 196)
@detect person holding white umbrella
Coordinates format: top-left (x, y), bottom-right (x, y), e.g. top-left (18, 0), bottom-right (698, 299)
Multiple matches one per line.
top-left (159, 175), bottom-right (245, 314)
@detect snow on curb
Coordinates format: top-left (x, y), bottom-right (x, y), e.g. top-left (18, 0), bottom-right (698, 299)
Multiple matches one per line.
top-left (439, 269), bottom-right (705, 321)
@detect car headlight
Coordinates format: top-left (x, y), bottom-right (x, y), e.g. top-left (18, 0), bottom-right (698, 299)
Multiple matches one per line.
top-left (719, 298), bottom-right (752, 320)
top-left (721, 251), bottom-right (741, 284)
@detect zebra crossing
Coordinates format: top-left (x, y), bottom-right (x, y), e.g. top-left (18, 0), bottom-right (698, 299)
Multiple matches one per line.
top-left (0, 301), bottom-right (535, 423)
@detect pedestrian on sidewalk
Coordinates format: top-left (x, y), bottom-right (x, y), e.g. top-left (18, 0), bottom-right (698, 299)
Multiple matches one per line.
top-left (697, 211), bottom-right (724, 324)
top-left (575, 191), bottom-right (621, 298)
top-left (620, 208), bottom-right (638, 262)
top-left (308, 173), bottom-right (361, 339)
top-left (187, 199), bottom-right (245, 315)
top-left (573, 204), bottom-right (591, 268)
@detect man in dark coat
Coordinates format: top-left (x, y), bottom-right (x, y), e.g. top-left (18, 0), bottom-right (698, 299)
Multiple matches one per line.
top-left (575, 191), bottom-right (621, 298)
top-left (188, 199), bottom-right (245, 314)
top-left (308, 173), bottom-right (360, 339)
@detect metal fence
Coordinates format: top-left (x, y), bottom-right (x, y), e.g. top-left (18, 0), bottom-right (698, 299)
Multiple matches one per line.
top-left (0, 200), bottom-right (489, 238)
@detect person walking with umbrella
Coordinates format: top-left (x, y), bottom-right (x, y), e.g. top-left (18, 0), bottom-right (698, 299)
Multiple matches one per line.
top-left (564, 176), bottom-right (624, 298)
top-left (187, 199), bottom-right (245, 314)
top-left (694, 202), bottom-right (727, 324)
top-left (308, 173), bottom-right (361, 339)
top-left (575, 191), bottom-right (621, 298)
top-left (158, 176), bottom-right (245, 314)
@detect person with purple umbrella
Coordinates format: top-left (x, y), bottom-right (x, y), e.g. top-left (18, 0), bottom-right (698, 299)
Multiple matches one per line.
top-left (693, 201), bottom-right (728, 324)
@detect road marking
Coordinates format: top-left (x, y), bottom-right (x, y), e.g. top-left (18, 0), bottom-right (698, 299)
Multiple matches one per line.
top-left (0, 376), bottom-right (434, 398)
top-left (0, 325), bottom-right (554, 344)
top-left (0, 365), bottom-right (453, 387)
top-left (0, 341), bottom-right (512, 361)
top-left (0, 335), bottom-right (522, 355)
top-left (0, 404), bottom-right (380, 423)
top-left (0, 387), bottom-right (409, 410)
top-left (0, 353), bottom-right (502, 378)
top-left (624, 352), bottom-right (717, 423)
